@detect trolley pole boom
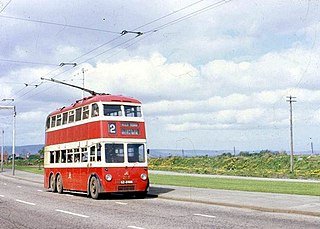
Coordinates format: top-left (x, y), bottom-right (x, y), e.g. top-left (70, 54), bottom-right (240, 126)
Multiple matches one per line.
top-left (41, 77), bottom-right (107, 96)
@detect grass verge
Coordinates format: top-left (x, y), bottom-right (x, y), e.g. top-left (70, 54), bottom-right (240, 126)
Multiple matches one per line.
top-left (149, 174), bottom-right (320, 196)
top-left (3, 165), bottom-right (44, 175)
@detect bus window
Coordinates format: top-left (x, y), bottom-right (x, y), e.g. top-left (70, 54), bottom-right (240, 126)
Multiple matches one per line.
top-left (50, 151), bottom-right (55, 163)
top-left (103, 105), bottom-right (122, 116)
top-left (91, 103), bottom-right (99, 117)
top-left (68, 110), bottom-right (75, 123)
top-left (67, 149), bottom-right (73, 163)
top-left (81, 147), bottom-right (88, 162)
top-left (56, 114), bottom-right (62, 126)
top-left (74, 148), bottom-right (80, 162)
top-left (46, 117), bottom-right (50, 129)
top-left (76, 108), bottom-right (82, 121)
top-left (90, 146), bottom-right (96, 162)
top-left (128, 144), bottom-right (145, 163)
top-left (83, 106), bottom-right (89, 120)
top-left (97, 144), bottom-right (101, 161)
top-left (62, 112), bottom-right (68, 125)
top-left (51, 116), bottom-right (56, 128)
top-left (55, 150), bottom-right (60, 163)
top-left (105, 144), bottom-right (124, 163)
top-left (61, 150), bottom-right (66, 163)
top-left (124, 105), bottom-right (142, 117)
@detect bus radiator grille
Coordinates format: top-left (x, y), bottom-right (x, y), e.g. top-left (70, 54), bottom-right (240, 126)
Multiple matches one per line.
top-left (118, 185), bottom-right (135, 191)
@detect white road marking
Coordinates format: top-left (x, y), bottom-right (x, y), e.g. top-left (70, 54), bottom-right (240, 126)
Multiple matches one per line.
top-left (17, 186), bottom-right (22, 188)
top-left (16, 199), bottom-right (36, 206)
top-left (194, 213), bottom-right (216, 218)
top-left (128, 226), bottom-right (145, 229)
top-left (4, 183), bottom-right (7, 186)
top-left (55, 209), bottom-right (89, 218)
top-left (116, 202), bottom-right (128, 205)
top-left (37, 190), bottom-right (43, 192)
top-left (0, 195), bottom-right (4, 197)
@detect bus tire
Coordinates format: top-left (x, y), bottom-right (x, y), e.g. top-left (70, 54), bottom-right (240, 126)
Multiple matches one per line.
top-left (50, 174), bottom-right (57, 192)
top-left (89, 176), bottom-right (100, 199)
top-left (56, 174), bottom-right (63, 194)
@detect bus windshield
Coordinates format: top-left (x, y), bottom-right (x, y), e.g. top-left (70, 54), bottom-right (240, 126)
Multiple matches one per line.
top-left (105, 143), bottom-right (145, 163)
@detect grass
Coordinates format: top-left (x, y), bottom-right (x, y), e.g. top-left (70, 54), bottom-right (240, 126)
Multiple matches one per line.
top-left (149, 174), bottom-right (320, 196)
top-left (3, 164), bottom-right (44, 175)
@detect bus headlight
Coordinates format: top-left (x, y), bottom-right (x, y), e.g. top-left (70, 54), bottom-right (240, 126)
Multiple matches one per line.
top-left (105, 174), bottom-right (112, 182)
top-left (140, 173), bottom-right (147, 181)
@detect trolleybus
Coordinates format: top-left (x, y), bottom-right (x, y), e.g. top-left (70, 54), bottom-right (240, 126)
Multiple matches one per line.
top-left (43, 80), bottom-right (149, 199)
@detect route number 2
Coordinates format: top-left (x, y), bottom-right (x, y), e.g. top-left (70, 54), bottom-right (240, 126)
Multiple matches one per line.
top-left (108, 123), bottom-right (116, 134)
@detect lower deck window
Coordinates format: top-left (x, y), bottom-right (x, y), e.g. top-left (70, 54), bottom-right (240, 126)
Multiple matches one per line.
top-left (105, 144), bottom-right (124, 163)
top-left (128, 144), bottom-right (145, 163)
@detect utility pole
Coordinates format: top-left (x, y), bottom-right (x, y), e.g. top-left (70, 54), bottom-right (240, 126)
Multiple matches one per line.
top-left (1, 130), bottom-right (3, 172)
top-left (310, 137), bottom-right (314, 155)
top-left (286, 96), bottom-right (296, 173)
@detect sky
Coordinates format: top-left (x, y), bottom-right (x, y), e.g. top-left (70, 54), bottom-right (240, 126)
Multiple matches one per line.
top-left (0, 0), bottom-right (320, 153)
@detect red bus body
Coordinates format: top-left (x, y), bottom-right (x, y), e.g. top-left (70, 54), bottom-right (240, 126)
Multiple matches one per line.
top-left (44, 94), bottom-right (149, 198)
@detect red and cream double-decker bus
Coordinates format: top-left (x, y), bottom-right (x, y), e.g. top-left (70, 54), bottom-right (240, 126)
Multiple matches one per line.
top-left (44, 92), bottom-right (149, 199)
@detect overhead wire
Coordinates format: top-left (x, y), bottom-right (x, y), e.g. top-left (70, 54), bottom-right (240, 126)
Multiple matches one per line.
top-left (0, 14), bottom-right (119, 34)
top-left (0, 0), bottom-right (12, 14)
top-left (0, 58), bottom-right (58, 66)
top-left (7, 0), bottom-right (232, 104)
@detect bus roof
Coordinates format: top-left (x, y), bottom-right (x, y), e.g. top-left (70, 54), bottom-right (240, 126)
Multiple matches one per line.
top-left (49, 94), bottom-right (141, 116)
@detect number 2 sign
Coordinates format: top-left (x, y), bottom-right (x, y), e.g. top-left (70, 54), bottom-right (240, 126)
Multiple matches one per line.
top-left (108, 123), bottom-right (116, 134)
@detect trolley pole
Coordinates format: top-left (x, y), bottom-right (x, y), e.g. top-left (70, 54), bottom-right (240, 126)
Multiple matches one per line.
top-left (286, 96), bottom-right (296, 173)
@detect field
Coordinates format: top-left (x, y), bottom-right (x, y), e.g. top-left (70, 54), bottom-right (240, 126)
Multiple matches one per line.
top-left (148, 153), bottom-right (320, 179)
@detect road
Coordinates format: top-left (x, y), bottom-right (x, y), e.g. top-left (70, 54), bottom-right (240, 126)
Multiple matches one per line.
top-left (0, 175), bottom-right (320, 229)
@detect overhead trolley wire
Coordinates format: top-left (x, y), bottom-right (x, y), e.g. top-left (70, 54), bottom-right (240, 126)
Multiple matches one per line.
top-left (0, 0), bottom-right (13, 14)
top-left (0, 58), bottom-right (58, 66)
top-left (146, 0), bottom-right (232, 32)
top-left (0, 14), bottom-right (119, 34)
top-left (9, 0), bottom-right (232, 104)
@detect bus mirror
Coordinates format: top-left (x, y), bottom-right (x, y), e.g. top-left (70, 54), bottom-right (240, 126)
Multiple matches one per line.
top-left (147, 149), bottom-right (150, 154)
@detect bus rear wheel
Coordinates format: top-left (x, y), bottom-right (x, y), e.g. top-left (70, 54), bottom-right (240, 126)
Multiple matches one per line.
top-left (56, 174), bottom-right (63, 194)
top-left (89, 177), bottom-right (100, 199)
top-left (50, 174), bottom-right (56, 192)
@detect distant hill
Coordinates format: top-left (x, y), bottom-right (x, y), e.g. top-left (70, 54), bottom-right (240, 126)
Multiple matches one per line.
top-left (2, 144), bottom-right (44, 156)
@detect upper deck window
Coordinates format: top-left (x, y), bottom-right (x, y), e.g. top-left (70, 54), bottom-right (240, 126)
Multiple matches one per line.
top-left (124, 105), bottom-right (142, 117)
top-left (51, 116), bottom-right (56, 128)
top-left (91, 103), bottom-right (99, 117)
top-left (56, 114), bottom-right (62, 126)
top-left (104, 105), bottom-right (122, 116)
top-left (62, 112), bottom-right (68, 125)
top-left (68, 110), bottom-right (75, 123)
top-left (83, 106), bottom-right (89, 120)
top-left (46, 117), bottom-right (50, 129)
top-left (75, 108), bottom-right (82, 121)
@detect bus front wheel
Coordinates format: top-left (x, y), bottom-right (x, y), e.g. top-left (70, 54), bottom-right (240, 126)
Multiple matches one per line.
top-left (89, 177), bottom-right (100, 199)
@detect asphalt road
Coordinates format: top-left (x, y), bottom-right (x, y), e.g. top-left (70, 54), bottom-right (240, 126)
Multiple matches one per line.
top-left (1, 175), bottom-right (320, 228)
